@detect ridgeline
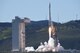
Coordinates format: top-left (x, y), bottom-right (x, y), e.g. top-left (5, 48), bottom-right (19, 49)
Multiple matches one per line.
top-left (0, 20), bottom-right (80, 51)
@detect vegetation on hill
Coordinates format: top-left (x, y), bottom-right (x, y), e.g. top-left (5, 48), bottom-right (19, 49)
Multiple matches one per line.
top-left (0, 20), bottom-right (80, 51)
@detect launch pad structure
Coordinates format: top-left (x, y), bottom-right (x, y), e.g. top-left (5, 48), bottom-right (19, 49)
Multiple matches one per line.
top-left (12, 16), bottom-right (30, 52)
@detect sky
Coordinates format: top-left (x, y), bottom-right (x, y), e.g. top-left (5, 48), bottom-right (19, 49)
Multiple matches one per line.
top-left (0, 0), bottom-right (80, 23)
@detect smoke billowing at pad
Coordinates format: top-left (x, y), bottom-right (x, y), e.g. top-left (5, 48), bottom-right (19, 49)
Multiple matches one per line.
top-left (25, 27), bottom-right (64, 52)
top-left (24, 3), bottom-right (64, 52)
top-left (25, 36), bottom-right (64, 52)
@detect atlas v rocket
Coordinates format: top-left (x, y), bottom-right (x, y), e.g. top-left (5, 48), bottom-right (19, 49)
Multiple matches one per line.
top-left (48, 3), bottom-right (58, 47)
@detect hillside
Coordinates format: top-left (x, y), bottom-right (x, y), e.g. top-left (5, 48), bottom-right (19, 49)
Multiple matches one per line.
top-left (0, 20), bottom-right (80, 51)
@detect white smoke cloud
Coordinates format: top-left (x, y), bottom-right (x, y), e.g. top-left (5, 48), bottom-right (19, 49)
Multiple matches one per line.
top-left (25, 36), bottom-right (64, 52)
top-left (25, 25), bottom-right (64, 52)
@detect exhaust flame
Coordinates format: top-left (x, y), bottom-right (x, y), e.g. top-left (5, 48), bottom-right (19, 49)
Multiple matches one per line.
top-left (49, 27), bottom-right (52, 38)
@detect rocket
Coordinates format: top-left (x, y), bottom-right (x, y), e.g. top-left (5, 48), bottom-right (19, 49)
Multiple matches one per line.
top-left (48, 3), bottom-right (56, 38)
top-left (48, 3), bottom-right (58, 47)
top-left (48, 3), bottom-right (53, 38)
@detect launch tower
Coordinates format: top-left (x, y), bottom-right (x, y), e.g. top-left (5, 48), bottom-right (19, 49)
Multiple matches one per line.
top-left (12, 16), bottom-right (30, 52)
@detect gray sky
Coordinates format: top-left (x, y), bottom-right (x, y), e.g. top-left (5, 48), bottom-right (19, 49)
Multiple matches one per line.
top-left (0, 0), bottom-right (80, 23)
